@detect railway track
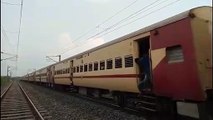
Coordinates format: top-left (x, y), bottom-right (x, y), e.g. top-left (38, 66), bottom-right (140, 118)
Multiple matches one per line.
top-left (48, 86), bottom-right (157, 119)
top-left (69, 93), bottom-right (157, 118)
top-left (1, 81), bottom-right (50, 120)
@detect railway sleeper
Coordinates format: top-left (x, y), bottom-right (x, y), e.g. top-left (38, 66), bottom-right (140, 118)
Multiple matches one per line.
top-left (1, 114), bottom-right (34, 120)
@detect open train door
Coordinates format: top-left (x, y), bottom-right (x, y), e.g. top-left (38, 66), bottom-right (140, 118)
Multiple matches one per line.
top-left (47, 67), bottom-right (50, 86)
top-left (50, 66), bottom-right (55, 88)
top-left (136, 36), bottom-right (152, 92)
top-left (47, 66), bottom-right (55, 87)
top-left (70, 60), bottom-right (74, 84)
top-left (70, 60), bottom-right (76, 92)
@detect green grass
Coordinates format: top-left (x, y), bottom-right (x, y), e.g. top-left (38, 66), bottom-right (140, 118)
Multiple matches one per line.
top-left (0, 76), bottom-right (10, 86)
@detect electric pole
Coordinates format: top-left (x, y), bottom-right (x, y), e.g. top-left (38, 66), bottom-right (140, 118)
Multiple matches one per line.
top-left (46, 55), bottom-right (61, 62)
top-left (7, 66), bottom-right (10, 77)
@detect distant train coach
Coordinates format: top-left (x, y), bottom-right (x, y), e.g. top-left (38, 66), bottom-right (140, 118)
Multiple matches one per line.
top-left (22, 6), bottom-right (212, 119)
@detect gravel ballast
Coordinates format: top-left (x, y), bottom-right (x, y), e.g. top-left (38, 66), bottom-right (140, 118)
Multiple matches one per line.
top-left (20, 82), bottom-right (146, 120)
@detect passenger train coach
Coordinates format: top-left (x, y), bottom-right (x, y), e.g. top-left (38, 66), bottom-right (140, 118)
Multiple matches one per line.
top-left (22, 6), bottom-right (212, 119)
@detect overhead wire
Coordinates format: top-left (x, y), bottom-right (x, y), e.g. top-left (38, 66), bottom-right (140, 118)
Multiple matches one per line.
top-left (59, 0), bottom-right (139, 55)
top-left (1, 1), bottom-right (21, 5)
top-left (2, 0), bottom-right (23, 76)
top-left (93, 0), bottom-right (182, 39)
top-left (15, 0), bottom-right (24, 76)
top-left (3, 30), bottom-right (19, 34)
top-left (72, 0), bottom-right (139, 43)
top-left (59, 0), bottom-right (181, 56)
top-left (1, 51), bottom-right (17, 56)
top-left (1, 56), bottom-right (17, 61)
top-left (59, 0), bottom-right (163, 55)
top-left (1, 26), bottom-right (17, 50)
top-left (59, 0), bottom-right (159, 55)
top-left (86, 0), bottom-right (165, 40)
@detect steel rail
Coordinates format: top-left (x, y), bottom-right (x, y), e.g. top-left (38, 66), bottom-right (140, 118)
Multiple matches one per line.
top-left (18, 82), bottom-right (45, 120)
top-left (1, 81), bottom-right (13, 100)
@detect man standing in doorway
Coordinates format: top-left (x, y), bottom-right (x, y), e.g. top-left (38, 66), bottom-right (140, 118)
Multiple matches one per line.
top-left (135, 53), bottom-right (152, 92)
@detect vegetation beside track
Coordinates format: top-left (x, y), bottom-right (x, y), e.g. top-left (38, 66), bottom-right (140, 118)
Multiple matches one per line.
top-left (1, 76), bottom-right (11, 89)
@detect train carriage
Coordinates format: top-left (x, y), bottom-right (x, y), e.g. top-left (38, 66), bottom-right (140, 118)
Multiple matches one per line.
top-left (22, 6), bottom-right (212, 119)
top-left (53, 60), bottom-right (72, 89)
top-left (40, 68), bottom-right (47, 83)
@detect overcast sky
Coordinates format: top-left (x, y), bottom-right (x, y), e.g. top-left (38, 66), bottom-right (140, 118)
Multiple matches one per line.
top-left (1, 0), bottom-right (212, 76)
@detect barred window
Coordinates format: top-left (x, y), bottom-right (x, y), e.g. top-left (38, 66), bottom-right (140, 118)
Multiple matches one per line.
top-left (115, 57), bottom-right (122, 68)
top-left (100, 60), bottom-right (105, 70)
top-left (89, 63), bottom-right (93, 71)
top-left (94, 62), bottom-right (98, 71)
top-left (84, 64), bottom-right (88, 72)
top-left (80, 65), bottom-right (83, 72)
top-left (166, 45), bottom-right (184, 64)
top-left (125, 55), bottom-right (133, 67)
top-left (77, 66), bottom-right (79, 73)
top-left (107, 59), bottom-right (113, 69)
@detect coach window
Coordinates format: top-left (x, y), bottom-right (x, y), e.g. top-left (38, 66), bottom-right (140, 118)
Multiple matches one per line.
top-left (100, 60), bottom-right (105, 70)
top-left (80, 65), bottom-right (83, 72)
top-left (84, 64), bottom-right (88, 72)
top-left (125, 55), bottom-right (133, 67)
top-left (166, 45), bottom-right (184, 64)
top-left (107, 59), bottom-right (113, 69)
top-left (94, 62), bottom-right (98, 71)
top-left (115, 57), bottom-right (122, 68)
top-left (77, 66), bottom-right (79, 73)
top-left (89, 63), bottom-right (93, 71)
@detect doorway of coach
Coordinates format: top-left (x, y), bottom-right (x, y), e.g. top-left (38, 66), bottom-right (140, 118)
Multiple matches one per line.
top-left (135, 36), bottom-right (152, 93)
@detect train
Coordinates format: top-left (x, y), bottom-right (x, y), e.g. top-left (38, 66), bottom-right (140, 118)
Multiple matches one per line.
top-left (21, 6), bottom-right (212, 119)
